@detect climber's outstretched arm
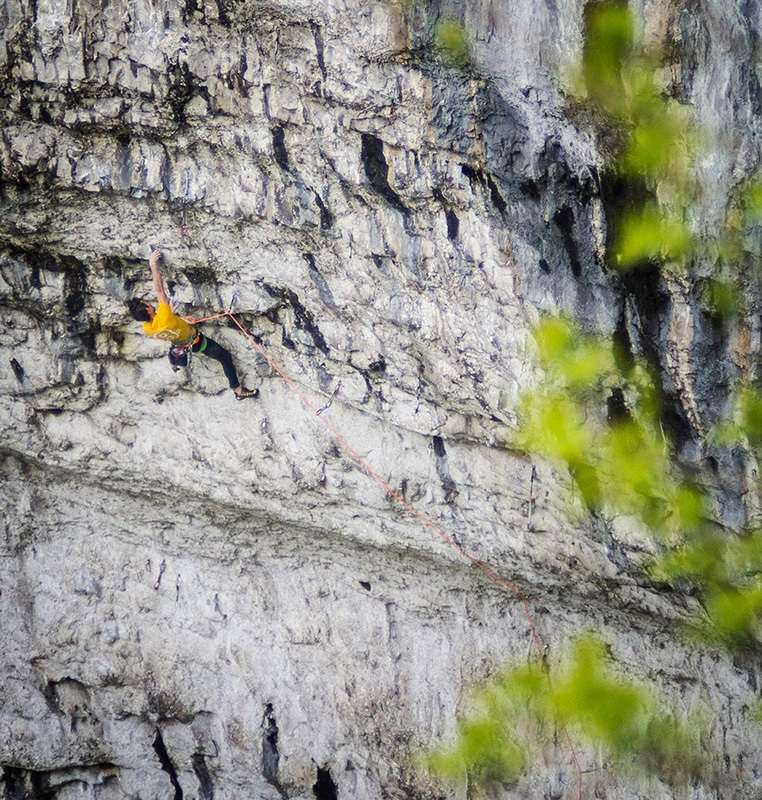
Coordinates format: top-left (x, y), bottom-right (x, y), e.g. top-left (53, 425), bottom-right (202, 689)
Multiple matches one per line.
top-left (149, 248), bottom-right (170, 306)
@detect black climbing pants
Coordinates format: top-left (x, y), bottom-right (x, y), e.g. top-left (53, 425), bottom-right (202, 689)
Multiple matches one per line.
top-left (192, 334), bottom-right (240, 390)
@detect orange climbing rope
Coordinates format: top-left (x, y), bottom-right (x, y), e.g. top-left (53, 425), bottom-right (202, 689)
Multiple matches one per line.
top-left (189, 309), bottom-right (584, 799)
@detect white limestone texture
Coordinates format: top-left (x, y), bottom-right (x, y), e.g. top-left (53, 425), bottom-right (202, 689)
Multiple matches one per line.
top-left (2, 0), bottom-right (762, 797)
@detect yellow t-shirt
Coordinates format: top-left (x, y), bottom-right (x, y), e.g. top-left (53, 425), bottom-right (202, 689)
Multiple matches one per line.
top-left (142, 302), bottom-right (194, 344)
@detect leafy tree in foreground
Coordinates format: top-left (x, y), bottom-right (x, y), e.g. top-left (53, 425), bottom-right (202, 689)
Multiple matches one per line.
top-left (428, 0), bottom-right (762, 792)
top-left (519, 315), bottom-right (762, 647)
top-left (429, 634), bottom-right (706, 789)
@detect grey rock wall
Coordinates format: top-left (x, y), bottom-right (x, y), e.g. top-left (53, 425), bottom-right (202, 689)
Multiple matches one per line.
top-left (2, 0), bottom-right (762, 797)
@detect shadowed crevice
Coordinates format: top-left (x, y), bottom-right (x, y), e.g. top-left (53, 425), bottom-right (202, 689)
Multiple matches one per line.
top-left (153, 728), bottom-right (184, 800)
top-left (361, 134), bottom-right (408, 214)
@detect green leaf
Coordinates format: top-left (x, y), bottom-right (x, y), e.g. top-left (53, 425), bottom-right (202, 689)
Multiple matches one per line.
top-left (428, 634), bottom-right (707, 790)
top-left (434, 19), bottom-right (470, 67)
top-left (673, 486), bottom-right (705, 532)
top-left (614, 204), bottom-right (693, 268)
top-left (740, 388), bottom-right (762, 449)
top-left (740, 175), bottom-right (762, 223)
top-left (621, 118), bottom-right (680, 177)
top-left (705, 584), bottom-right (762, 643)
top-left (582, 1), bottom-right (633, 108)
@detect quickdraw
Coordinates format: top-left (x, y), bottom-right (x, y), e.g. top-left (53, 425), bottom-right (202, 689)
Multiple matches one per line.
top-left (180, 169), bottom-right (190, 236)
top-left (316, 380), bottom-right (342, 415)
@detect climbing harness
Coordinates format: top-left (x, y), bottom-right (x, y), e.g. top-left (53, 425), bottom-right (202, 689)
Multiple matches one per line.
top-left (188, 308), bottom-right (584, 800)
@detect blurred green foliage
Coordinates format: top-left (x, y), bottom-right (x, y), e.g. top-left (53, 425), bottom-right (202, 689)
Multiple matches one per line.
top-left (740, 387), bottom-right (762, 451)
top-left (429, 634), bottom-right (706, 789)
top-left (518, 316), bottom-right (762, 647)
top-left (741, 176), bottom-right (762, 223)
top-left (550, 4), bottom-right (762, 648)
top-left (654, 527), bottom-right (762, 644)
top-left (516, 317), bottom-right (696, 538)
top-left (699, 278), bottom-right (740, 321)
top-left (575, 0), bottom-right (699, 271)
top-left (434, 18), bottom-right (471, 67)
top-left (574, 0), bottom-right (762, 280)
top-left (429, 0), bottom-right (762, 792)
top-left (428, 313), bottom-right (740, 789)
top-left (581, 0), bottom-right (632, 110)
top-left (614, 203), bottom-right (693, 268)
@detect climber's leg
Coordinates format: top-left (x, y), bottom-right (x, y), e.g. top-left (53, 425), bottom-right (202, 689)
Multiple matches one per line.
top-left (193, 335), bottom-right (241, 390)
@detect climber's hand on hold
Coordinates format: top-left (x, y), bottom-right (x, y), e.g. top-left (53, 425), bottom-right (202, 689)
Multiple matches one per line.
top-left (148, 247), bottom-right (169, 305)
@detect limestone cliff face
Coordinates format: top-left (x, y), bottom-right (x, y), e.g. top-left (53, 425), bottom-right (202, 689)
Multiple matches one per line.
top-left (2, 0), bottom-right (762, 798)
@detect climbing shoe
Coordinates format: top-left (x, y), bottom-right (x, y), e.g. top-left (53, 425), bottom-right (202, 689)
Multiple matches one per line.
top-left (236, 387), bottom-right (259, 401)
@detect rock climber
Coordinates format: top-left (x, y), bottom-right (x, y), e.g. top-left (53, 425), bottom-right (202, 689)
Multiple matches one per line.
top-left (128, 247), bottom-right (258, 400)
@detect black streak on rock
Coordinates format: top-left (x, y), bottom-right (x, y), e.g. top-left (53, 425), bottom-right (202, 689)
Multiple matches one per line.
top-left (153, 728), bottom-right (184, 800)
top-left (191, 753), bottom-right (214, 800)
top-left (272, 125), bottom-right (289, 171)
top-left (434, 187), bottom-right (459, 240)
top-left (264, 284), bottom-right (329, 355)
top-left (553, 206), bottom-right (582, 278)
top-left (606, 387), bottom-right (632, 426)
top-left (314, 192), bottom-right (334, 229)
top-left (305, 253), bottom-right (336, 307)
top-left (431, 435), bottom-right (459, 504)
top-left (312, 22), bottom-right (327, 83)
top-left (486, 174), bottom-right (507, 214)
top-left (360, 134), bottom-right (408, 214)
top-left (445, 207), bottom-right (459, 240)
top-left (10, 358), bottom-right (24, 382)
top-left (2, 766), bottom-right (27, 800)
top-left (460, 164), bottom-right (507, 214)
top-left (167, 61), bottom-right (195, 122)
top-left (262, 704), bottom-right (288, 798)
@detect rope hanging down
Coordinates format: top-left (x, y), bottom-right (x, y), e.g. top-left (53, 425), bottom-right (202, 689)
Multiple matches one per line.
top-left (189, 309), bottom-right (584, 799)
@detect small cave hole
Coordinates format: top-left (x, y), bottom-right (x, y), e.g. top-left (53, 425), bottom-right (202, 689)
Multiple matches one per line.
top-left (445, 208), bottom-right (459, 240)
top-left (313, 766), bottom-right (338, 800)
top-left (606, 387), bottom-right (632, 426)
top-left (367, 355), bottom-right (386, 374)
top-left (272, 126), bottom-right (289, 171)
top-left (432, 435), bottom-right (447, 458)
